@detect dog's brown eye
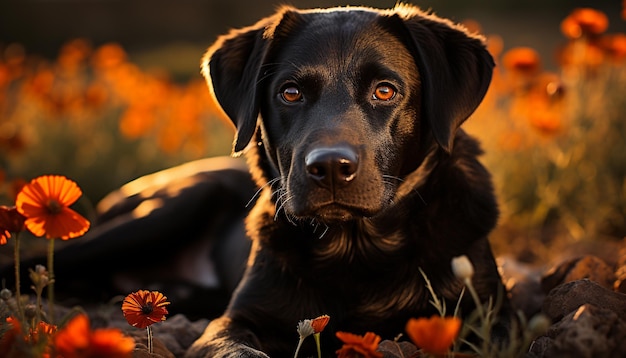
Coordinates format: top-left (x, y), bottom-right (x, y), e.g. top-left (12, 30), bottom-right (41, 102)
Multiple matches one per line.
top-left (281, 86), bottom-right (302, 103)
top-left (373, 84), bottom-right (396, 101)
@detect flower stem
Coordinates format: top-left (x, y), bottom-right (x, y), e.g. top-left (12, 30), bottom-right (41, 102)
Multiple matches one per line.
top-left (147, 326), bottom-right (153, 353)
top-left (465, 277), bottom-right (485, 319)
top-left (294, 337), bottom-right (305, 358)
top-left (13, 232), bottom-right (24, 321)
top-left (47, 238), bottom-right (55, 324)
top-left (314, 333), bottom-right (321, 358)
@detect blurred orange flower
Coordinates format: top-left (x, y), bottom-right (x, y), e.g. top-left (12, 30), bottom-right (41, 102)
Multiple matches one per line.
top-left (15, 175), bottom-right (90, 239)
top-left (0, 206), bottom-right (25, 244)
top-left (0, 317), bottom-right (57, 357)
top-left (54, 314), bottom-right (134, 358)
top-left (335, 331), bottom-right (383, 358)
top-left (311, 315), bottom-right (330, 333)
top-left (0, 317), bottom-right (23, 357)
top-left (560, 8), bottom-right (609, 39)
top-left (122, 290), bottom-right (170, 329)
top-left (602, 33), bottom-right (626, 63)
top-left (528, 108), bottom-right (562, 136)
top-left (502, 47), bottom-right (542, 77)
top-left (405, 315), bottom-right (461, 355)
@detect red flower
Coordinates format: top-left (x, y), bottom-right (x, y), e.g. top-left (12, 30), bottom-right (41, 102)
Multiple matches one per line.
top-left (311, 314), bottom-right (330, 333)
top-left (0, 206), bottom-right (25, 244)
top-left (15, 175), bottom-right (90, 239)
top-left (405, 315), bottom-right (462, 355)
top-left (54, 314), bottom-right (135, 358)
top-left (122, 290), bottom-right (170, 329)
top-left (335, 331), bottom-right (383, 358)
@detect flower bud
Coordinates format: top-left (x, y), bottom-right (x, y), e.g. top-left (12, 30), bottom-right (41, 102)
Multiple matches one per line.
top-left (451, 255), bottom-right (475, 280)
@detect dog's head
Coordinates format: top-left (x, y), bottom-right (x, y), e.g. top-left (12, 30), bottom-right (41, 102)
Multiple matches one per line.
top-left (203, 4), bottom-right (494, 223)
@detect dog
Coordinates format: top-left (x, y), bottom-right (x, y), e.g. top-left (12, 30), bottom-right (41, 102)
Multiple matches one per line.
top-left (1, 3), bottom-right (509, 357)
top-left (185, 3), bottom-right (508, 358)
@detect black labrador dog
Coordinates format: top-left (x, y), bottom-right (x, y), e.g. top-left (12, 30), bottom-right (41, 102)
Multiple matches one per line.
top-left (185, 3), bottom-right (508, 358)
top-left (1, 3), bottom-right (508, 357)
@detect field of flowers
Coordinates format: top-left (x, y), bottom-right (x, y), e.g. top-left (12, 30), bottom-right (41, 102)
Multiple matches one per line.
top-left (463, 7), bottom-right (626, 261)
top-left (0, 39), bottom-right (234, 208)
top-left (0, 5), bottom-right (624, 358)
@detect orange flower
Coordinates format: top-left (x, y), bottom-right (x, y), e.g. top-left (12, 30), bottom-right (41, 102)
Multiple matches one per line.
top-left (560, 8), bottom-right (609, 39)
top-left (15, 175), bottom-right (90, 239)
top-left (0, 317), bottom-right (57, 357)
top-left (0, 206), bottom-right (25, 244)
top-left (602, 33), bottom-right (626, 63)
top-left (335, 331), bottom-right (383, 358)
top-left (311, 315), bottom-right (330, 333)
top-left (405, 315), bottom-right (462, 355)
top-left (502, 47), bottom-right (541, 77)
top-left (0, 317), bottom-right (24, 356)
top-left (122, 290), bottom-right (170, 329)
top-left (55, 314), bottom-right (134, 358)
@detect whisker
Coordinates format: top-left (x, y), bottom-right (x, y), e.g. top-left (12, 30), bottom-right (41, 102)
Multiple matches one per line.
top-left (246, 177), bottom-right (281, 208)
top-left (317, 224), bottom-right (330, 239)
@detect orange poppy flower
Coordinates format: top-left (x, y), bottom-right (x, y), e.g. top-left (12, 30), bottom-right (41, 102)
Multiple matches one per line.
top-left (54, 314), bottom-right (135, 358)
top-left (122, 290), bottom-right (170, 329)
top-left (560, 8), bottom-right (609, 39)
top-left (405, 315), bottom-right (462, 355)
top-left (311, 315), bottom-right (330, 333)
top-left (0, 206), bottom-right (25, 244)
top-left (335, 331), bottom-right (383, 358)
top-left (502, 47), bottom-right (541, 77)
top-left (15, 175), bottom-right (90, 240)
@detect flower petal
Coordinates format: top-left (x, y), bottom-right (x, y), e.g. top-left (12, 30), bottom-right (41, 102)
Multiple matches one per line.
top-left (55, 314), bottom-right (91, 355)
top-left (24, 207), bottom-right (90, 239)
top-left (405, 316), bottom-right (461, 355)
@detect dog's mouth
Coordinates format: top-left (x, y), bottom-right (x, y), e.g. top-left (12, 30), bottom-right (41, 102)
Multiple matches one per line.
top-left (304, 202), bottom-right (378, 223)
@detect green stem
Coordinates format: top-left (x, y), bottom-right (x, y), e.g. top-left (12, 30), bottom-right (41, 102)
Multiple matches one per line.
top-left (13, 232), bottom-right (24, 321)
top-left (314, 333), bottom-right (321, 358)
top-left (47, 238), bottom-right (55, 324)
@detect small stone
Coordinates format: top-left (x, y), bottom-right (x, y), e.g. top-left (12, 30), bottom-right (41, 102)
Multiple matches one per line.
top-left (542, 279), bottom-right (626, 322)
top-left (541, 255), bottom-right (615, 293)
top-left (530, 304), bottom-right (626, 358)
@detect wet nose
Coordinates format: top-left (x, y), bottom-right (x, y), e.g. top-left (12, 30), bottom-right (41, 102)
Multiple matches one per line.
top-left (305, 146), bottom-right (359, 189)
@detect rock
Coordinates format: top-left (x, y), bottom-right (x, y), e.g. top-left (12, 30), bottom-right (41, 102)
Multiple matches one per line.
top-left (542, 279), bottom-right (626, 322)
top-left (541, 255), bottom-right (615, 293)
top-left (378, 340), bottom-right (419, 358)
top-left (529, 304), bottom-right (626, 357)
top-left (613, 238), bottom-right (626, 293)
top-left (129, 334), bottom-right (175, 358)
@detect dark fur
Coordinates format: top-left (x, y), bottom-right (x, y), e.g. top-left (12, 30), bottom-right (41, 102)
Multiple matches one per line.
top-left (186, 4), bottom-right (507, 358)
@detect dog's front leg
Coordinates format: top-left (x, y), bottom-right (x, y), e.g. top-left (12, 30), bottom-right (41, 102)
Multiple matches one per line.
top-left (185, 317), bottom-right (269, 358)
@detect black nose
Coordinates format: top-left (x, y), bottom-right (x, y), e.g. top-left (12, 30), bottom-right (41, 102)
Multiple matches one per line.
top-left (305, 146), bottom-right (359, 188)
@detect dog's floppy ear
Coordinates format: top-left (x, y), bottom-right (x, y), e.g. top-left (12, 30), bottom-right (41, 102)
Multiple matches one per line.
top-left (390, 5), bottom-right (494, 152)
top-left (202, 10), bottom-right (289, 155)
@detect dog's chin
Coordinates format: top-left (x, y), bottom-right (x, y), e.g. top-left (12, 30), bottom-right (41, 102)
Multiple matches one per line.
top-left (296, 203), bottom-right (378, 224)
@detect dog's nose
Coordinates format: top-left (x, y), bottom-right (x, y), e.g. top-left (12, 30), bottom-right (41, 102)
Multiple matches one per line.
top-left (305, 146), bottom-right (358, 188)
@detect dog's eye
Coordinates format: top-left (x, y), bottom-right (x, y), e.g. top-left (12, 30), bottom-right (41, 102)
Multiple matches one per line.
top-left (373, 83), bottom-right (396, 101)
top-left (281, 85), bottom-right (303, 103)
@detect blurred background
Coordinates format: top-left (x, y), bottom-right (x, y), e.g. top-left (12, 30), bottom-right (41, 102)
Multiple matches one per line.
top-left (0, 0), bottom-right (625, 264)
